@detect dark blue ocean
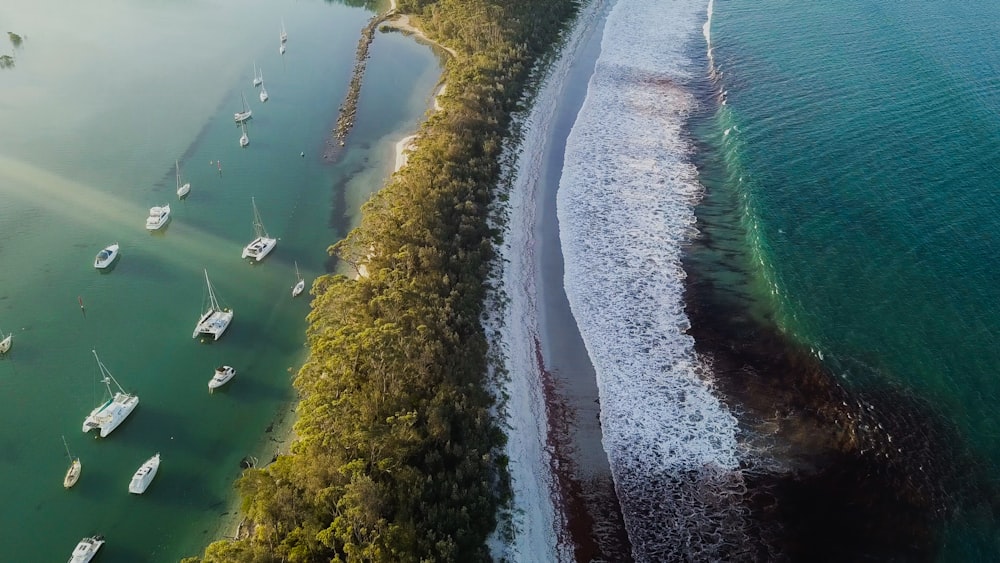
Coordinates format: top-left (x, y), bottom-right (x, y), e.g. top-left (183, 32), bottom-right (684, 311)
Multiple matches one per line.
top-left (694, 0), bottom-right (1000, 559)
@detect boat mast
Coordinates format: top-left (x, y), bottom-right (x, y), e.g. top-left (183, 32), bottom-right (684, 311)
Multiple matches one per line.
top-left (62, 435), bottom-right (74, 461)
top-left (175, 160), bottom-right (181, 190)
top-left (205, 269), bottom-right (221, 312)
top-left (251, 197), bottom-right (269, 238)
top-left (93, 350), bottom-right (126, 394)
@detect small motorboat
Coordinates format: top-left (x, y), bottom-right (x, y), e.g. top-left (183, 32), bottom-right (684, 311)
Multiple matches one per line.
top-left (68, 535), bottom-right (104, 563)
top-left (0, 330), bottom-right (11, 354)
top-left (209, 365), bottom-right (236, 392)
top-left (94, 243), bottom-right (119, 269)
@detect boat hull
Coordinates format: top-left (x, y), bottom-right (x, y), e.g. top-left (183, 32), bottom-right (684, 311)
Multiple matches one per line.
top-left (128, 453), bottom-right (160, 494)
top-left (209, 366), bottom-right (236, 391)
top-left (82, 393), bottom-right (139, 437)
top-left (177, 182), bottom-right (191, 199)
top-left (242, 237), bottom-right (276, 261)
top-left (69, 535), bottom-right (104, 563)
top-left (145, 205), bottom-right (171, 231)
top-left (292, 279), bottom-right (305, 297)
top-left (64, 459), bottom-right (81, 488)
top-left (0, 334), bottom-right (11, 354)
top-left (94, 244), bottom-right (119, 269)
top-left (193, 309), bottom-right (234, 340)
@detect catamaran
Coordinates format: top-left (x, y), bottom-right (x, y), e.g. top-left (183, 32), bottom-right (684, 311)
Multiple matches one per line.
top-left (145, 203), bottom-right (170, 231)
top-left (63, 435), bottom-right (81, 488)
top-left (193, 269), bottom-right (234, 340)
top-left (68, 535), bottom-right (104, 563)
top-left (234, 92), bottom-right (252, 122)
top-left (94, 243), bottom-right (119, 269)
top-left (176, 160), bottom-right (190, 199)
top-left (292, 261), bottom-right (305, 297)
top-left (241, 197), bottom-right (277, 261)
top-left (128, 453), bottom-right (160, 494)
top-left (82, 350), bottom-right (139, 438)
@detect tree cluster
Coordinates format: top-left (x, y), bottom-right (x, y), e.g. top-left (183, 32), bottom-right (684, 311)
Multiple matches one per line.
top-left (186, 0), bottom-right (578, 561)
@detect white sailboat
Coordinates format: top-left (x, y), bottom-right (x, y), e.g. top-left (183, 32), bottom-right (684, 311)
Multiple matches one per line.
top-left (280, 19), bottom-right (288, 43)
top-left (176, 160), bottom-right (190, 199)
top-left (63, 435), bottom-right (81, 488)
top-left (241, 197), bottom-right (277, 261)
top-left (94, 243), bottom-right (119, 269)
top-left (259, 74), bottom-right (269, 103)
top-left (145, 203), bottom-right (170, 230)
top-left (234, 92), bottom-right (252, 122)
top-left (239, 121), bottom-right (249, 147)
top-left (0, 329), bottom-right (11, 354)
top-left (279, 41), bottom-right (286, 55)
top-left (128, 453), bottom-right (160, 494)
top-left (252, 60), bottom-right (262, 87)
top-left (68, 535), bottom-right (104, 563)
top-left (209, 365), bottom-right (236, 392)
top-left (193, 269), bottom-right (234, 340)
top-left (292, 261), bottom-right (305, 297)
top-left (82, 350), bottom-right (139, 438)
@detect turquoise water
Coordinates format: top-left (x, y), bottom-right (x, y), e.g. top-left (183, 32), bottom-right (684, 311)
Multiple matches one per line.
top-left (705, 0), bottom-right (1000, 557)
top-left (0, 0), bottom-right (441, 560)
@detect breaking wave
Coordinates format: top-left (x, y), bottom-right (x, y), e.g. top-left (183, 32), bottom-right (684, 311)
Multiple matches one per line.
top-left (557, 0), bottom-right (751, 559)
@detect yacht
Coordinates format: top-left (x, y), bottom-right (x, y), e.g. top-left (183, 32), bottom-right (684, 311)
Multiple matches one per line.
top-left (63, 436), bottom-right (81, 489)
top-left (193, 269), bottom-right (233, 340)
top-left (145, 204), bottom-right (170, 231)
top-left (234, 92), bottom-right (252, 122)
top-left (0, 330), bottom-right (11, 354)
top-left (82, 350), bottom-right (139, 437)
top-left (68, 535), bottom-right (104, 563)
top-left (239, 121), bottom-right (249, 148)
top-left (292, 261), bottom-right (305, 297)
top-left (128, 453), bottom-right (160, 494)
top-left (176, 160), bottom-right (191, 199)
top-left (241, 197), bottom-right (277, 261)
top-left (93, 243), bottom-right (119, 269)
top-left (208, 365), bottom-right (236, 392)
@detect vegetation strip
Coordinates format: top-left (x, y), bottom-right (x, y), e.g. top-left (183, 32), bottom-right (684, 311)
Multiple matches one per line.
top-left (187, 0), bottom-right (580, 560)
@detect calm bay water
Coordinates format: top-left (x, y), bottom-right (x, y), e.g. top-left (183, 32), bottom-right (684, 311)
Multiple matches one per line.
top-left (0, 0), bottom-right (441, 560)
top-left (700, 0), bottom-right (1000, 558)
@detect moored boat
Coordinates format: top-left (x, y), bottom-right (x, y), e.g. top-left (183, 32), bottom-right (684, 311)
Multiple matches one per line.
top-left (292, 261), bottom-right (305, 297)
top-left (63, 436), bottom-right (81, 488)
top-left (234, 92), bottom-right (252, 122)
top-left (0, 330), bottom-right (11, 354)
top-left (208, 365), bottom-right (236, 392)
top-left (176, 160), bottom-right (190, 199)
top-left (128, 453), bottom-right (160, 494)
top-left (241, 197), bottom-right (277, 261)
top-left (193, 269), bottom-right (234, 340)
top-left (93, 243), bottom-right (119, 269)
top-left (145, 204), bottom-right (170, 231)
top-left (82, 350), bottom-right (139, 437)
top-left (68, 535), bottom-right (104, 563)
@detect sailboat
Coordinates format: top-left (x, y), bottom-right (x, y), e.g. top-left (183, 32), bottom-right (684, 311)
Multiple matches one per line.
top-left (280, 19), bottom-right (288, 43)
top-left (234, 92), bottom-right (252, 123)
top-left (241, 197), bottom-right (277, 261)
top-left (176, 160), bottom-right (191, 199)
top-left (0, 329), bottom-right (11, 354)
top-left (239, 121), bottom-right (249, 147)
top-left (292, 261), bottom-right (305, 297)
top-left (193, 269), bottom-right (234, 340)
top-left (82, 350), bottom-right (139, 438)
top-left (63, 435), bottom-right (81, 488)
top-left (252, 60), bottom-right (262, 87)
top-left (259, 73), bottom-right (269, 103)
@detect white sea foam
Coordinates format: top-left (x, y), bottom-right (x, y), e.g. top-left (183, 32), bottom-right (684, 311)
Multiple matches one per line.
top-left (558, 0), bottom-right (749, 560)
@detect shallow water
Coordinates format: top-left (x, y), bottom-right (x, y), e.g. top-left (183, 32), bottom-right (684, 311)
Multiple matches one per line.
top-left (0, 0), bottom-right (441, 560)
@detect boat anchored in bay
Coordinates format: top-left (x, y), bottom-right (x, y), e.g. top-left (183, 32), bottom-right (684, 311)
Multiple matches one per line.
top-left (292, 261), bottom-right (305, 297)
top-left (82, 350), bottom-right (139, 437)
top-left (68, 535), bottom-right (104, 563)
top-left (241, 197), bottom-right (276, 262)
top-left (128, 453), bottom-right (160, 494)
top-left (62, 435), bottom-right (81, 488)
top-left (93, 243), bottom-right (119, 269)
top-left (145, 204), bottom-right (170, 231)
top-left (209, 365), bottom-right (236, 392)
top-left (193, 269), bottom-right (233, 340)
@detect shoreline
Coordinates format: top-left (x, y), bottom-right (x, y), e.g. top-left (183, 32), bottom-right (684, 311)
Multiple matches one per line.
top-left (492, 0), bottom-right (631, 560)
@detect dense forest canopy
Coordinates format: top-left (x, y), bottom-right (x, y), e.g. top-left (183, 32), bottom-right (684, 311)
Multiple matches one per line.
top-left (185, 0), bottom-right (579, 561)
